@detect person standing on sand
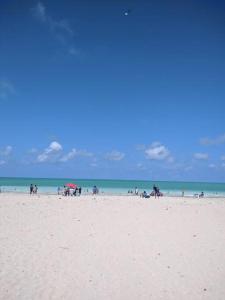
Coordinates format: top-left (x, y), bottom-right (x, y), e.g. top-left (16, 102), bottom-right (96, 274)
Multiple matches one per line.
top-left (135, 187), bottom-right (138, 195)
top-left (153, 184), bottom-right (157, 198)
top-left (30, 184), bottom-right (33, 195)
top-left (33, 185), bottom-right (38, 194)
top-left (78, 187), bottom-right (82, 196)
top-left (57, 187), bottom-right (60, 195)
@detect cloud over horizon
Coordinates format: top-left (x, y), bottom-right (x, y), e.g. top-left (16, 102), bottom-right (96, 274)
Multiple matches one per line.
top-left (37, 141), bottom-right (62, 162)
top-left (145, 142), bottom-right (172, 162)
top-left (60, 148), bottom-right (93, 162)
top-left (105, 150), bottom-right (125, 161)
top-left (0, 145), bottom-right (13, 166)
top-left (36, 141), bottom-right (93, 163)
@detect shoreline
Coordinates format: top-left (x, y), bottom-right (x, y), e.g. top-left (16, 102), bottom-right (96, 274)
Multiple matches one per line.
top-left (1, 190), bottom-right (225, 198)
top-left (1, 179), bottom-right (225, 198)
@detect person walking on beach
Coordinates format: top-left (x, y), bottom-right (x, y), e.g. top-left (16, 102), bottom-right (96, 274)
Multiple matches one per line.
top-left (30, 184), bottom-right (33, 195)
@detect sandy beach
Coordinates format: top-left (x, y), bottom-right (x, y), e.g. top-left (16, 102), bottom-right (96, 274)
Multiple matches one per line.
top-left (0, 193), bottom-right (225, 300)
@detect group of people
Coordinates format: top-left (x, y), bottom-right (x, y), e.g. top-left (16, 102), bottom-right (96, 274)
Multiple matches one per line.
top-left (30, 184), bottom-right (38, 194)
top-left (194, 191), bottom-right (204, 198)
top-left (61, 186), bottom-right (82, 196)
top-left (151, 185), bottom-right (163, 197)
top-left (28, 184), bottom-right (100, 196)
top-left (140, 185), bottom-right (163, 198)
top-left (127, 185), bottom-right (163, 198)
top-left (128, 187), bottom-right (139, 195)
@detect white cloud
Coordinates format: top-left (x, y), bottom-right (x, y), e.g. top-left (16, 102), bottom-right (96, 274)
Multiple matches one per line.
top-left (32, 2), bottom-right (75, 54)
top-left (37, 141), bottom-right (62, 162)
top-left (60, 148), bottom-right (76, 162)
top-left (76, 149), bottom-right (93, 157)
top-left (47, 141), bottom-right (62, 152)
top-left (200, 133), bottom-right (225, 146)
top-left (36, 141), bottom-right (94, 163)
top-left (33, 1), bottom-right (46, 22)
top-left (105, 150), bottom-right (125, 161)
top-left (0, 145), bottom-right (12, 156)
top-left (58, 148), bottom-right (93, 162)
top-left (194, 153), bottom-right (208, 160)
top-left (0, 146), bottom-right (12, 166)
top-left (0, 80), bottom-right (15, 100)
top-left (222, 163), bottom-right (225, 168)
top-left (221, 155), bottom-right (225, 161)
top-left (32, 2), bottom-right (73, 35)
top-left (145, 142), bottom-right (171, 161)
top-left (37, 153), bottom-right (48, 162)
top-left (52, 19), bottom-right (73, 36)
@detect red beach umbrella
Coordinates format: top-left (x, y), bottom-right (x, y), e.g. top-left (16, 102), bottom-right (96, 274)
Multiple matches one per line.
top-left (66, 183), bottom-right (77, 189)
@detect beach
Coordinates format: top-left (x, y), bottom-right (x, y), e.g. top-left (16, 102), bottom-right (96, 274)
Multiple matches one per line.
top-left (0, 193), bottom-right (225, 300)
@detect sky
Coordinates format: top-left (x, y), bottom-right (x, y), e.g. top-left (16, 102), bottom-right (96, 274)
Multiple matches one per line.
top-left (0, 0), bottom-right (225, 182)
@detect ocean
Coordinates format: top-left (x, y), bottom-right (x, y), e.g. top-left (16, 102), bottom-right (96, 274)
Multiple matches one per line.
top-left (0, 177), bottom-right (225, 197)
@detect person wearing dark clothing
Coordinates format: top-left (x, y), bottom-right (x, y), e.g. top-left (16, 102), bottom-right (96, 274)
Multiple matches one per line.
top-left (30, 184), bottom-right (33, 195)
top-left (78, 187), bottom-right (82, 196)
top-left (153, 184), bottom-right (160, 198)
top-left (93, 186), bottom-right (98, 194)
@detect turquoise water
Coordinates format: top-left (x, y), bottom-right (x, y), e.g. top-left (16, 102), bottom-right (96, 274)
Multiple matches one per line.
top-left (0, 177), bottom-right (225, 196)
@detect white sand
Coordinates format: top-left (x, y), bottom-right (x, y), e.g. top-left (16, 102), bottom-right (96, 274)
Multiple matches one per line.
top-left (0, 193), bottom-right (225, 300)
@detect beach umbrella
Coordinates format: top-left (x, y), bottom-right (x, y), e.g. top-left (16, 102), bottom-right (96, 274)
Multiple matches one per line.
top-left (66, 183), bottom-right (77, 189)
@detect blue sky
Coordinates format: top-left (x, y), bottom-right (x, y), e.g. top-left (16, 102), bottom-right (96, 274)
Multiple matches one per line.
top-left (0, 0), bottom-right (225, 181)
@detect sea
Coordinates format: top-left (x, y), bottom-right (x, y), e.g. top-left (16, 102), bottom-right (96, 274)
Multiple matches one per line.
top-left (0, 177), bottom-right (225, 197)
